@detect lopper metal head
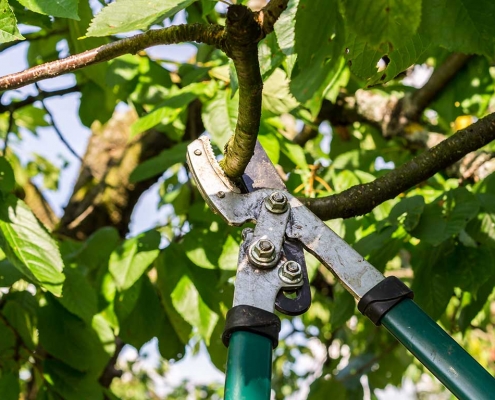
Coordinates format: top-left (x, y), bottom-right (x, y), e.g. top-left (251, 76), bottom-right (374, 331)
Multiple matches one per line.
top-left (187, 136), bottom-right (385, 313)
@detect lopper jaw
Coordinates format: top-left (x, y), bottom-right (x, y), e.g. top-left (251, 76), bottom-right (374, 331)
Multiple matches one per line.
top-left (187, 136), bottom-right (311, 315)
top-left (187, 136), bottom-right (386, 315)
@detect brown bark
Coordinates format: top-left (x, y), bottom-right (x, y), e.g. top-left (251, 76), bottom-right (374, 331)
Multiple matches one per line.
top-left (55, 110), bottom-right (172, 240)
top-left (304, 112), bottom-right (495, 220)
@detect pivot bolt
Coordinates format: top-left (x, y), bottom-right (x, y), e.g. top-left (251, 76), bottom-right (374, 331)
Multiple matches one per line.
top-left (249, 238), bottom-right (276, 267)
top-left (265, 191), bottom-right (289, 214)
top-left (194, 149), bottom-right (202, 156)
top-left (279, 261), bottom-right (302, 284)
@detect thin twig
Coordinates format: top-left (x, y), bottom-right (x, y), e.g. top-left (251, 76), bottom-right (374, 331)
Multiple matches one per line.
top-left (36, 85), bottom-right (82, 161)
top-left (0, 85), bottom-right (80, 114)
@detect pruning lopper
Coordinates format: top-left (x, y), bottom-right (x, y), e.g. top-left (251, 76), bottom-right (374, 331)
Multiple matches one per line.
top-left (186, 136), bottom-right (495, 400)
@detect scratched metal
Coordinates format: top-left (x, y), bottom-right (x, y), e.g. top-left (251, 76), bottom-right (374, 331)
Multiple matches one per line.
top-left (187, 136), bottom-right (384, 300)
top-left (242, 141), bottom-right (286, 192)
top-left (246, 198), bottom-right (290, 268)
top-left (233, 233), bottom-right (303, 313)
top-left (286, 195), bottom-right (384, 300)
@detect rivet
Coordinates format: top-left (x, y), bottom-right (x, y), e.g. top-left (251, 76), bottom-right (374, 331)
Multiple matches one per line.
top-left (194, 149), bottom-right (202, 156)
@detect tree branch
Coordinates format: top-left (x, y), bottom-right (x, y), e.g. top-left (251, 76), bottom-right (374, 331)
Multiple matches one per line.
top-left (255, 0), bottom-right (289, 36)
top-left (36, 88), bottom-right (82, 162)
top-left (404, 53), bottom-right (472, 121)
top-left (304, 112), bottom-right (495, 220)
top-left (220, 5), bottom-right (263, 178)
top-left (0, 85), bottom-right (80, 114)
top-left (0, 24), bottom-right (226, 92)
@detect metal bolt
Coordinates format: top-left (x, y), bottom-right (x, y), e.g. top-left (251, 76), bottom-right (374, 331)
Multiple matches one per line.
top-left (194, 149), bottom-right (202, 156)
top-left (217, 191), bottom-right (225, 198)
top-left (279, 261), bottom-right (302, 284)
top-left (265, 191), bottom-right (288, 214)
top-left (249, 238), bottom-right (276, 267)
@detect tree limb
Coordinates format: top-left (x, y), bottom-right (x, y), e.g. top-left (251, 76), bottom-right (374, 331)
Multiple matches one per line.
top-left (220, 5), bottom-right (263, 178)
top-left (0, 24), bottom-right (226, 92)
top-left (255, 0), bottom-right (289, 36)
top-left (404, 53), bottom-right (472, 121)
top-left (0, 85), bottom-right (80, 114)
top-left (304, 112), bottom-right (495, 220)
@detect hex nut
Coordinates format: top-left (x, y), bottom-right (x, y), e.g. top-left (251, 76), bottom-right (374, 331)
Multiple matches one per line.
top-left (249, 239), bottom-right (276, 267)
top-left (279, 261), bottom-right (302, 284)
top-left (265, 191), bottom-right (289, 214)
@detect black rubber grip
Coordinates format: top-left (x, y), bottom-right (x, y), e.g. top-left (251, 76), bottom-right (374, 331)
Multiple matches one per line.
top-left (358, 276), bottom-right (414, 325)
top-left (222, 305), bottom-right (281, 348)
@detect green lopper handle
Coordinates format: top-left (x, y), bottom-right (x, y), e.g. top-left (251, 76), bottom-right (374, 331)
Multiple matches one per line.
top-left (382, 299), bottom-right (495, 400)
top-left (224, 331), bottom-right (272, 400)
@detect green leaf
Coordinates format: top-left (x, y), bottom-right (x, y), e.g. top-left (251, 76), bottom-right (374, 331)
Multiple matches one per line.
top-left (2, 292), bottom-right (37, 350)
top-left (309, 376), bottom-right (347, 399)
top-left (412, 242), bottom-right (456, 319)
top-left (79, 82), bottom-right (115, 127)
top-left (0, 0), bottom-right (24, 43)
top-left (388, 195), bottom-right (425, 232)
top-left (14, 105), bottom-right (49, 133)
top-left (202, 88), bottom-right (239, 148)
top-left (171, 274), bottom-right (219, 345)
top-left (131, 91), bottom-right (197, 137)
top-left (38, 295), bottom-right (110, 375)
top-left (0, 372), bottom-right (19, 400)
top-left (342, 0), bottom-right (421, 49)
top-left (0, 315), bottom-right (16, 354)
top-left (130, 142), bottom-right (188, 183)
top-left (262, 68), bottom-right (299, 114)
top-left (16, 0), bottom-right (79, 19)
top-left (0, 157), bottom-right (15, 193)
top-left (291, 0), bottom-right (346, 102)
top-left (411, 188), bottom-right (480, 246)
top-left (258, 32), bottom-right (286, 79)
top-left (43, 359), bottom-right (104, 400)
top-left (0, 259), bottom-right (23, 287)
top-left (431, 56), bottom-right (494, 126)
top-left (0, 195), bottom-right (65, 296)
top-left (348, 33), bottom-right (431, 85)
top-left (119, 275), bottom-right (182, 357)
top-left (109, 230), bottom-right (161, 291)
top-left (86, 0), bottom-right (197, 37)
top-left (421, 0), bottom-right (495, 56)
top-left (58, 267), bottom-right (98, 323)
top-left (459, 275), bottom-right (495, 332)
top-left (156, 248), bottom-right (193, 344)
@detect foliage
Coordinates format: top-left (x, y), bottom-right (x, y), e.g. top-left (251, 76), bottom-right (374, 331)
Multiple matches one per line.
top-left (0, 0), bottom-right (495, 399)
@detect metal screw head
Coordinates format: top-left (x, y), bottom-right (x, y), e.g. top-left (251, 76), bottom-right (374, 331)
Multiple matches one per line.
top-left (265, 191), bottom-right (289, 214)
top-left (249, 238), bottom-right (276, 267)
top-left (279, 261), bottom-right (302, 284)
top-left (194, 149), bottom-right (202, 156)
top-left (217, 191), bottom-right (225, 198)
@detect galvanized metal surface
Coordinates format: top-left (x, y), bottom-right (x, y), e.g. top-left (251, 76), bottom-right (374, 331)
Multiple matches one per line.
top-left (233, 231), bottom-right (303, 313)
top-left (286, 196), bottom-right (385, 300)
top-left (242, 140), bottom-right (286, 192)
top-left (246, 196), bottom-right (290, 268)
top-left (187, 136), bottom-right (384, 302)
